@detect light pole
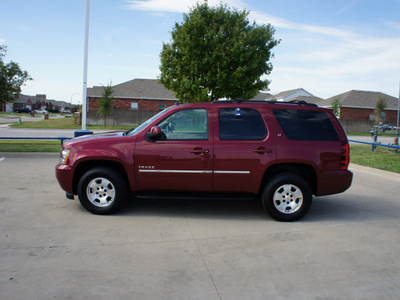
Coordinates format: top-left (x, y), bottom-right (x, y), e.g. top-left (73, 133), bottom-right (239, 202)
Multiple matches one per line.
top-left (76, 0), bottom-right (93, 137)
top-left (396, 82), bottom-right (399, 142)
top-left (82, 0), bottom-right (90, 130)
top-left (70, 92), bottom-right (79, 107)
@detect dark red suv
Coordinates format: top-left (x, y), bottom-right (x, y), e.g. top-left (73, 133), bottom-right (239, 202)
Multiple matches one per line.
top-left (56, 100), bottom-right (352, 221)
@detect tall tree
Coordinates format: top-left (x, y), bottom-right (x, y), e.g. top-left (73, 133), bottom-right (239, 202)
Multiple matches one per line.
top-left (375, 97), bottom-right (387, 123)
top-left (331, 97), bottom-right (341, 118)
top-left (0, 45), bottom-right (32, 104)
top-left (97, 83), bottom-right (114, 128)
top-left (159, 2), bottom-right (279, 102)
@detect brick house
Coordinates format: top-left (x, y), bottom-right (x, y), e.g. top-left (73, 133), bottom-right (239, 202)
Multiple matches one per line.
top-left (320, 90), bottom-right (399, 123)
top-left (0, 94), bottom-right (73, 112)
top-left (87, 78), bottom-right (279, 111)
top-left (87, 79), bottom-right (178, 112)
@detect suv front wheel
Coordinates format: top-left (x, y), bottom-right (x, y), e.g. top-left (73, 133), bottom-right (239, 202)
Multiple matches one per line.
top-left (77, 167), bottom-right (128, 215)
top-left (262, 173), bottom-right (312, 221)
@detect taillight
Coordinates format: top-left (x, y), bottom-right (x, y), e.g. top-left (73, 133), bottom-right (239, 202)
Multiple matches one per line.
top-left (340, 142), bottom-right (350, 170)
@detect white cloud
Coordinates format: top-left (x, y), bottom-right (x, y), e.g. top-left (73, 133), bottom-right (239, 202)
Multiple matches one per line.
top-left (123, 0), bottom-right (248, 13)
top-left (249, 10), bottom-right (400, 98)
top-left (335, 0), bottom-right (365, 15)
top-left (122, 0), bottom-right (400, 98)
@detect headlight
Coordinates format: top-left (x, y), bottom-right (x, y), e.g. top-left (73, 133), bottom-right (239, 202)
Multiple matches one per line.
top-left (60, 149), bottom-right (70, 165)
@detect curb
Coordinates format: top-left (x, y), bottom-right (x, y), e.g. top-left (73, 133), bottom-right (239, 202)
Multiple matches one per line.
top-left (0, 152), bottom-right (59, 158)
top-left (349, 163), bottom-right (400, 181)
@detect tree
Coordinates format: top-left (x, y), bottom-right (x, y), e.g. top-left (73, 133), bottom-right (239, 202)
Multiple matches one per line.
top-left (331, 97), bottom-right (341, 118)
top-left (159, 2), bottom-right (280, 102)
top-left (0, 45), bottom-right (32, 104)
top-left (97, 83), bottom-right (114, 128)
top-left (375, 97), bottom-right (387, 123)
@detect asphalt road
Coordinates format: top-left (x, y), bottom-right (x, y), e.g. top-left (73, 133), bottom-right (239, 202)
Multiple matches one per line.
top-left (0, 153), bottom-right (399, 299)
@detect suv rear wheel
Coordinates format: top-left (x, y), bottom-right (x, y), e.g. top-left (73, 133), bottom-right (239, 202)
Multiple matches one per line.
top-left (77, 167), bottom-right (128, 214)
top-left (262, 173), bottom-right (312, 221)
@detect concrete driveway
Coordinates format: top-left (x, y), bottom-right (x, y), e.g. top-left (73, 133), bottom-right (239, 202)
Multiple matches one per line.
top-left (0, 153), bottom-right (399, 299)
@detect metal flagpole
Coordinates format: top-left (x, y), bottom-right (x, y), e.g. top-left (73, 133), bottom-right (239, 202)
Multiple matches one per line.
top-left (81, 0), bottom-right (90, 131)
top-left (396, 81), bottom-right (400, 141)
top-left (397, 82), bottom-right (400, 128)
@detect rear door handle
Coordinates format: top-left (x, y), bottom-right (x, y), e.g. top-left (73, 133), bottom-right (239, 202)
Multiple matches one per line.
top-left (253, 147), bottom-right (272, 154)
top-left (190, 148), bottom-right (209, 154)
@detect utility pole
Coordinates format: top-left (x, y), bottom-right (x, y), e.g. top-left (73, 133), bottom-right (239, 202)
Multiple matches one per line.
top-left (396, 82), bottom-right (400, 143)
top-left (82, 0), bottom-right (90, 131)
top-left (76, 0), bottom-right (93, 137)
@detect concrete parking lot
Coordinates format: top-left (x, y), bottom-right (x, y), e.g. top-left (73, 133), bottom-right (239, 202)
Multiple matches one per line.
top-left (0, 153), bottom-right (400, 299)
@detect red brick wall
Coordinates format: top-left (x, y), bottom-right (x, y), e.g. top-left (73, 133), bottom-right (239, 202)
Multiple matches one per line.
top-left (88, 97), bottom-right (176, 111)
top-left (341, 107), bottom-right (398, 123)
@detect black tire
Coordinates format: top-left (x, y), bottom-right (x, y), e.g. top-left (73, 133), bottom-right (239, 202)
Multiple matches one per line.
top-left (262, 173), bottom-right (312, 222)
top-left (77, 167), bottom-right (128, 215)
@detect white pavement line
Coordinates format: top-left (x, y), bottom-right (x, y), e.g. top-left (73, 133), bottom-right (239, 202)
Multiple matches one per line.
top-left (0, 157), bottom-right (5, 162)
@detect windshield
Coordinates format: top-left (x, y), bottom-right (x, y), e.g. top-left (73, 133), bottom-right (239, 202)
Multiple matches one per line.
top-left (125, 106), bottom-right (174, 136)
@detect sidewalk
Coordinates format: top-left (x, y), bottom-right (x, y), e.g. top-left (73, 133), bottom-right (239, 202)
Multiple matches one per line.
top-left (350, 163), bottom-right (400, 181)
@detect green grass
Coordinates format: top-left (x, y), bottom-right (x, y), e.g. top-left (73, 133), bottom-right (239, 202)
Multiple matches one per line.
top-left (350, 144), bottom-right (400, 173)
top-left (0, 112), bottom-right (24, 118)
top-left (0, 140), bottom-right (62, 152)
top-left (9, 116), bottom-right (132, 130)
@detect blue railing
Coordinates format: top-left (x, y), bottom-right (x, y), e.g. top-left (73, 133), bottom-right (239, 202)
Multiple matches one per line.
top-left (349, 139), bottom-right (400, 152)
top-left (0, 136), bottom-right (71, 146)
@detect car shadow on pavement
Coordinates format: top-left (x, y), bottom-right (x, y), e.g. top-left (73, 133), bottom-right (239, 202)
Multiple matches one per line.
top-left (306, 194), bottom-right (400, 223)
top-left (120, 197), bottom-right (269, 221)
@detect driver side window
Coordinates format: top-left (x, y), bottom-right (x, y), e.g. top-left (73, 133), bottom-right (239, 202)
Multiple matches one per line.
top-left (157, 108), bottom-right (208, 140)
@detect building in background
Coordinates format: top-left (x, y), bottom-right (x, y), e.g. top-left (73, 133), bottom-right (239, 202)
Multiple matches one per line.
top-left (320, 90), bottom-right (398, 123)
top-left (87, 79), bottom-right (178, 112)
top-left (1, 94), bottom-right (74, 112)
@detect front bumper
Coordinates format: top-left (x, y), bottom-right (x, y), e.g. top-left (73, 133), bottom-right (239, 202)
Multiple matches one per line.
top-left (55, 164), bottom-right (74, 195)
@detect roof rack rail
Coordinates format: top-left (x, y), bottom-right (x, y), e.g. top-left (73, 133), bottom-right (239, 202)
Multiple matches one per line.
top-left (211, 98), bottom-right (244, 104)
top-left (288, 100), bottom-right (318, 107)
top-left (211, 99), bottom-right (318, 107)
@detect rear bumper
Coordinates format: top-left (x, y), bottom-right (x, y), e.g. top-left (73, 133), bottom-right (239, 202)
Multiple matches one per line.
top-left (316, 170), bottom-right (353, 196)
top-left (55, 164), bottom-right (74, 195)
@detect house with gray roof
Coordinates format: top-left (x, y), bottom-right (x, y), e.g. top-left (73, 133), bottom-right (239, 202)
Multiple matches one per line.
top-left (87, 78), bottom-right (276, 111)
top-left (251, 92), bottom-right (272, 100)
top-left (289, 95), bottom-right (323, 105)
top-left (2, 93), bottom-right (73, 112)
top-left (87, 79), bottom-right (178, 112)
top-left (319, 90), bottom-right (399, 123)
top-left (269, 88), bottom-right (315, 101)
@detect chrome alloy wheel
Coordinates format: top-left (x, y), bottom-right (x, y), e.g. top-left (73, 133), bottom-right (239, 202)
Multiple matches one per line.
top-left (86, 177), bottom-right (116, 207)
top-left (273, 184), bottom-right (303, 214)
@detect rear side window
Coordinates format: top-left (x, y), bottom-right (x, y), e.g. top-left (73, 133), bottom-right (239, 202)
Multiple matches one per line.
top-left (219, 108), bottom-right (267, 140)
top-left (273, 109), bottom-right (339, 141)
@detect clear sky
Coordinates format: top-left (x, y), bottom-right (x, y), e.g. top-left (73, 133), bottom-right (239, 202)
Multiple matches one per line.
top-left (1, 0), bottom-right (399, 104)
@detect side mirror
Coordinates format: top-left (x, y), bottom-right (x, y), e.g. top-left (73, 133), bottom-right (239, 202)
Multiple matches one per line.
top-left (146, 126), bottom-right (166, 141)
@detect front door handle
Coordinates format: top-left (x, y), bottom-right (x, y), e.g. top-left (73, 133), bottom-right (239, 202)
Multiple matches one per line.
top-left (190, 148), bottom-right (209, 154)
top-left (253, 147), bottom-right (272, 154)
